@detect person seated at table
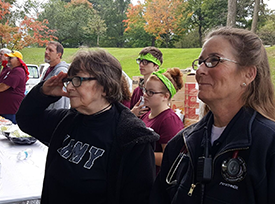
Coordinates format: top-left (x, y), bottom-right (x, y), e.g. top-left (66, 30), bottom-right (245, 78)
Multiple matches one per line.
top-left (140, 68), bottom-right (184, 174)
top-left (149, 27), bottom-right (275, 204)
top-left (0, 50), bottom-right (29, 124)
top-left (16, 49), bottom-right (159, 204)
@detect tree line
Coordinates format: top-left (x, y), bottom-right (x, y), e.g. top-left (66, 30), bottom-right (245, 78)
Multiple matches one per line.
top-left (0, 0), bottom-right (275, 50)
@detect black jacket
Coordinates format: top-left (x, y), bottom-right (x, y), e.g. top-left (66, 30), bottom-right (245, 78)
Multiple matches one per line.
top-left (16, 82), bottom-right (160, 204)
top-left (150, 107), bottom-right (275, 204)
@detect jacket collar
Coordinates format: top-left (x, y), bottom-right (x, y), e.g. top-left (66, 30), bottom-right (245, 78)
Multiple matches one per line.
top-left (114, 102), bottom-right (160, 147)
top-left (184, 107), bottom-right (257, 155)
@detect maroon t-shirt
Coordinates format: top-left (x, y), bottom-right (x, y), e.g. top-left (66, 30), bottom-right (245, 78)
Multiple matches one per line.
top-left (0, 66), bottom-right (11, 78)
top-left (141, 108), bottom-right (184, 173)
top-left (0, 66), bottom-right (26, 114)
top-left (130, 87), bottom-right (143, 109)
top-left (121, 100), bottom-right (131, 108)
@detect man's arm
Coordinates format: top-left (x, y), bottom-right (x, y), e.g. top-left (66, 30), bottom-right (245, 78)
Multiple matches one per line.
top-left (0, 83), bottom-right (10, 92)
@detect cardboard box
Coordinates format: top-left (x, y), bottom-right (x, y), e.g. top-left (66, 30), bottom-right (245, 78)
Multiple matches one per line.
top-left (170, 100), bottom-right (184, 111)
top-left (185, 83), bottom-right (198, 96)
top-left (132, 76), bottom-right (144, 91)
top-left (185, 74), bottom-right (196, 83)
top-left (184, 74), bottom-right (200, 121)
top-left (185, 107), bottom-right (199, 120)
top-left (172, 88), bottom-right (185, 101)
top-left (184, 118), bottom-right (199, 127)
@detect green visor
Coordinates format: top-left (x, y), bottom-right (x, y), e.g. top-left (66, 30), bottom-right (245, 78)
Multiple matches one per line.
top-left (136, 53), bottom-right (161, 67)
top-left (153, 69), bottom-right (176, 98)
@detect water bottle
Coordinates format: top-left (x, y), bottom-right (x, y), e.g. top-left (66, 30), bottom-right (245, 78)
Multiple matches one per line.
top-left (17, 148), bottom-right (33, 160)
top-left (140, 96), bottom-right (146, 109)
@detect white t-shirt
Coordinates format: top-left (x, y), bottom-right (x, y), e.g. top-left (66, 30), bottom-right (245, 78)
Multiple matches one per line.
top-left (211, 125), bottom-right (226, 145)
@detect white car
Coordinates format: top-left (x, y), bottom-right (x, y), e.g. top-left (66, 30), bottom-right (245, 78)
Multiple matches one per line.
top-left (25, 64), bottom-right (41, 94)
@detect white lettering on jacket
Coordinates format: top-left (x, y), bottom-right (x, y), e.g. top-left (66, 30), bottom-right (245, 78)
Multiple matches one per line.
top-left (219, 182), bottom-right (239, 190)
top-left (57, 135), bottom-right (105, 169)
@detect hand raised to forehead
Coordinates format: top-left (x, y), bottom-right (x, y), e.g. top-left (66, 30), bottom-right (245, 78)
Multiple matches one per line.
top-left (42, 72), bottom-right (69, 97)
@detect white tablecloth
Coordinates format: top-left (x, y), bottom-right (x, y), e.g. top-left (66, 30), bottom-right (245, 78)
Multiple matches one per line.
top-left (0, 134), bottom-right (48, 203)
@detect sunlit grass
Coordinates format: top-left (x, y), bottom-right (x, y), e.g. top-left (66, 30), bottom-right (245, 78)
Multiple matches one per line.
top-left (21, 47), bottom-right (275, 88)
top-left (21, 47), bottom-right (201, 78)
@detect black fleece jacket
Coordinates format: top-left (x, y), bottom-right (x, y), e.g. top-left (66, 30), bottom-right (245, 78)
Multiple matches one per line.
top-left (16, 82), bottom-right (160, 204)
top-left (150, 107), bottom-right (275, 204)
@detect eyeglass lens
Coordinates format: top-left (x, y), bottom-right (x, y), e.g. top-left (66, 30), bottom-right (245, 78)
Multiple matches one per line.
top-left (192, 56), bottom-right (221, 70)
top-left (137, 59), bottom-right (150, 65)
top-left (63, 76), bottom-right (82, 88)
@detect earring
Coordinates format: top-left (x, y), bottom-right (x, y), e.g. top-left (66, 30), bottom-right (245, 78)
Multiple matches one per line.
top-left (242, 82), bottom-right (247, 87)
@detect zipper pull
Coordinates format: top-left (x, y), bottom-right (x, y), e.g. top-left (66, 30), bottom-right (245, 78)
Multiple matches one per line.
top-left (188, 183), bottom-right (196, 196)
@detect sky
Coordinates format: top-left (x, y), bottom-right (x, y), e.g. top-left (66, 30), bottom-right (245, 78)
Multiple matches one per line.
top-left (131, 0), bottom-right (275, 10)
top-left (16, 0), bottom-right (275, 10)
top-left (16, 0), bottom-right (275, 13)
top-left (266, 0), bottom-right (275, 10)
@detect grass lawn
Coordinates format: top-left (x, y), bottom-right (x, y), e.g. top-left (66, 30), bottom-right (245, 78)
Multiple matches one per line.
top-left (21, 47), bottom-right (275, 85)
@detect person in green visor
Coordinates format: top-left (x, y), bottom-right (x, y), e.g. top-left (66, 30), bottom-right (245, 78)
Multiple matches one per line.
top-left (131, 47), bottom-right (163, 117)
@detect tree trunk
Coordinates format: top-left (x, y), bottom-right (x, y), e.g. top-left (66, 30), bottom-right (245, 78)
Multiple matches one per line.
top-left (227, 0), bottom-right (237, 27)
top-left (151, 36), bottom-right (156, 46)
top-left (97, 35), bottom-right (99, 47)
top-left (251, 0), bottom-right (260, 33)
top-left (199, 25), bottom-right (202, 47)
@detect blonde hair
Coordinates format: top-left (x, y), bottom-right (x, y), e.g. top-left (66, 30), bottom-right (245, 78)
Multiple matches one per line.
top-left (205, 27), bottom-right (275, 120)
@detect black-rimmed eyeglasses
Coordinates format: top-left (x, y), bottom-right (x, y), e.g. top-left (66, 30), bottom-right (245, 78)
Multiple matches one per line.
top-left (192, 56), bottom-right (238, 70)
top-left (62, 76), bottom-right (96, 88)
top-left (136, 59), bottom-right (152, 66)
top-left (143, 88), bottom-right (164, 97)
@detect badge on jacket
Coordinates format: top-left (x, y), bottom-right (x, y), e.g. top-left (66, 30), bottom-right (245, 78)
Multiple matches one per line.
top-left (221, 156), bottom-right (247, 182)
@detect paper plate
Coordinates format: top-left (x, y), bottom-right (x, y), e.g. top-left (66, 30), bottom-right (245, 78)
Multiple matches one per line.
top-left (3, 132), bottom-right (37, 145)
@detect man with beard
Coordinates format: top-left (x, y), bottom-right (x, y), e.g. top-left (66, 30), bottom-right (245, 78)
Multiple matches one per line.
top-left (41, 41), bottom-right (70, 109)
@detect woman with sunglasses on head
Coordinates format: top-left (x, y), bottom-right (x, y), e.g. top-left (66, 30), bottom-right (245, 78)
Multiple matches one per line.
top-left (140, 68), bottom-right (184, 174)
top-left (150, 27), bottom-right (275, 204)
top-left (16, 49), bottom-right (159, 204)
top-left (131, 46), bottom-right (163, 117)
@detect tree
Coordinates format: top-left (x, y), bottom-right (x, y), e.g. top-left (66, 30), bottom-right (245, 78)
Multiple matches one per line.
top-left (251, 0), bottom-right (260, 32)
top-left (0, 0), bottom-right (56, 50)
top-left (143, 0), bottom-right (186, 48)
top-left (227, 0), bottom-right (237, 26)
top-left (181, 0), bottom-right (227, 47)
top-left (83, 13), bottom-right (107, 46)
top-left (39, 0), bottom-right (103, 47)
top-left (123, 2), bottom-right (155, 47)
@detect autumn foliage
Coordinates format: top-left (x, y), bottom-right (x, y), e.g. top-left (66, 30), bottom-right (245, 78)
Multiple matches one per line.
top-left (124, 0), bottom-right (187, 47)
top-left (144, 0), bottom-right (186, 38)
top-left (0, 0), bottom-right (57, 50)
top-left (123, 3), bottom-right (145, 32)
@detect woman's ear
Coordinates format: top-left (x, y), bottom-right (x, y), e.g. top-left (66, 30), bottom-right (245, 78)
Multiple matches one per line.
top-left (244, 66), bottom-right (257, 85)
top-left (243, 66), bottom-right (257, 86)
top-left (164, 92), bottom-right (170, 100)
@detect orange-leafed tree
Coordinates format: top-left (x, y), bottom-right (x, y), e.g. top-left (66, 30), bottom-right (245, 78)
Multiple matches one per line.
top-left (124, 2), bottom-right (145, 32)
top-left (123, 2), bottom-right (155, 47)
top-left (143, 0), bottom-right (187, 47)
top-left (0, 0), bottom-right (57, 50)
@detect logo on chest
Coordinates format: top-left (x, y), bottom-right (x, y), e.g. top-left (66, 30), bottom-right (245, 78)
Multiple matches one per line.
top-left (57, 135), bottom-right (105, 169)
top-left (221, 151), bottom-right (247, 183)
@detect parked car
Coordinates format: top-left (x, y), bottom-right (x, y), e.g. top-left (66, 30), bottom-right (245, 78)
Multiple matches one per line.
top-left (39, 63), bottom-right (50, 76)
top-left (25, 64), bottom-right (41, 94)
